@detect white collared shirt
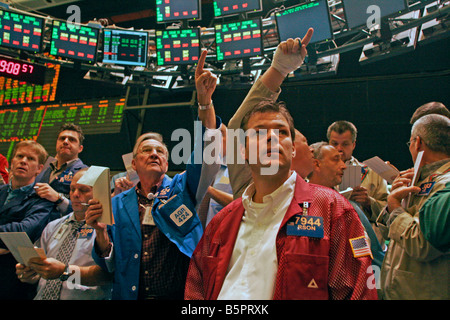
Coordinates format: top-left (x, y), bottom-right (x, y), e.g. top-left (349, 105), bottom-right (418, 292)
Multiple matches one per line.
top-left (218, 171), bottom-right (297, 300)
top-left (34, 213), bottom-right (112, 300)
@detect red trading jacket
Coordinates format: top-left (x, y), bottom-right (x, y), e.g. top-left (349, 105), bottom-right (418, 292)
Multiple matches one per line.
top-left (185, 175), bottom-right (378, 300)
top-left (0, 154), bottom-right (8, 184)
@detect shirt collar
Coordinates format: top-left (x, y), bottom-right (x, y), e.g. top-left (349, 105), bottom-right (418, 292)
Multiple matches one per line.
top-left (50, 158), bottom-right (79, 171)
top-left (419, 158), bottom-right (450, 181)
top-left (8, 181), bottom-right (35, 194)
top-left (242, 171), bottom-right (297, 215)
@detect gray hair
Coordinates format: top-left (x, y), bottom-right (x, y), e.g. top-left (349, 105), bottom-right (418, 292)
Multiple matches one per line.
top-left (411, 114), bottom-right (450, 156)
top-left (132, 132), bottom-right (169, 159)
top-left (326, 120), bottom-right (357, 142)
top-left (310, 141), bottom-right (329, 160)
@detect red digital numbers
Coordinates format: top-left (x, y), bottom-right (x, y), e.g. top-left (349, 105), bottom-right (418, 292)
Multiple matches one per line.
top-left (0, 59), bottom-right (34, 75)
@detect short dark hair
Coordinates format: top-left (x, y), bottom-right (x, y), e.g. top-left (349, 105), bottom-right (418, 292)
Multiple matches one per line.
top-left (58, 123), bottom-right (84, 145)
top-left (410, 102), bottom-right (449, 124)
top-left (327, 120), bottom-right (357, 142)
top-left (240, 98), bottom-right (296, 142)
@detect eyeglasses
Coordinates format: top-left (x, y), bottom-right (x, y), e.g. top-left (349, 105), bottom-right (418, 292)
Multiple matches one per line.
top-left (406, 137), bottom-right (418, 148)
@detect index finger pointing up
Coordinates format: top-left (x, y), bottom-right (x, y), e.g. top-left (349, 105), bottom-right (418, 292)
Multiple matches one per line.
top-left (196, 49), bottom-right (208, 78)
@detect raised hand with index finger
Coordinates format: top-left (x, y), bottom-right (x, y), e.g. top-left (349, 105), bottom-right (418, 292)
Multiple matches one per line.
top-left (271, 28), bottom-right (314, 77)
top-left (195, 50), bottom-right (217, 106)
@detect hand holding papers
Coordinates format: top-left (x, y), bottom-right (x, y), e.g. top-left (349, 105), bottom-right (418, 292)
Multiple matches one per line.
top-left (0, 232), bottom-right (46, 266)
top-left (403, 151), bottom-right (424, 208)
top-left (339, 165), bottom-right (362, 190)
top-left (363, 156), bottom-right (399, 184)
top-left (78, 166), bottom-right (114, 225)
top-left (122, 152), bottom-right (139, 185)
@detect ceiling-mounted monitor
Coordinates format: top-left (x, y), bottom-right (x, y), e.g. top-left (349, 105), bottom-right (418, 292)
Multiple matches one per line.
top-left (50, 20), bottom-right (100, 64)
top-left (215, 18), bottom-right (263, 61)
top-left (155, 27), bottom-right (201, 66)
top-left (102, 28), bottom-right (148, 67)
top-left (213, 0), bottom-right (263, 17)
top-left (156, 0), bottom-right (201, 23)
top-left (275, 0), bottom-right (333, 44)
top-left (0, 8), bottom-right (44, 53)
top-left (342, 0), bottom-right (408, 30)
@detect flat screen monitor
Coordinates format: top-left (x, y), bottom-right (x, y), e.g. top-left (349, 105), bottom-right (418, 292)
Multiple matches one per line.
top-left (275, 0), bottom-right (333, 44)
top-left (0, 9), bottom-right (44, 53)
top-left (213, 0), bottom-right (262, 17)
top-left (156, 0), bottom-right (201, 23)
top-left (155, 28), bottom-right (201, 66)
top-left (342, 0), bottom-right (408, 30)
top-left (215, 18), bottom-right (263, 61)
top-left (102, 29), bottom-right (148, 66)
top-left (50, 20), bottom-right (100, 64)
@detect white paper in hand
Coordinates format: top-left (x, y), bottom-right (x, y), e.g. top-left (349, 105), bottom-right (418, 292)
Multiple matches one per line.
top-left (122, 152), bottom-right (139, 184)
top-left (0, 232), bottom-right (46, 266)
top-left (363, 156), bottom-right (399, 184)
top-left (339, 165), bottom-right (362, 190)
top-left (77, 165), bottom-right (114, 225)
top-left (403, 151), bottom-right (424, 209)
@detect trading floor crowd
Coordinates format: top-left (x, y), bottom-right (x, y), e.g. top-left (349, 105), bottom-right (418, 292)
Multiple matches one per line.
top-left (0, 29), bottom-right (448, 301)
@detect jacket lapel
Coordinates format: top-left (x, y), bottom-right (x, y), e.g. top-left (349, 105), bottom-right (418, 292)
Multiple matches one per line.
top-left (0, 185), bottom-right (35, 216)
top-left (121, 188), bottom-right (141, 241)
top-left (211, 200), bottom-right (245, 300)
top-left (279, 175), bottom-right (313, 228)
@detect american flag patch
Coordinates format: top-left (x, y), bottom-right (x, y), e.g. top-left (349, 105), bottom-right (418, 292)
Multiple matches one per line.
top-left (349, 236), bottom-right (373, 258)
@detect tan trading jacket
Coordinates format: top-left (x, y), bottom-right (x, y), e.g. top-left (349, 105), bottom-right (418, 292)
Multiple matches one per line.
top-left (377, 159), bottom-right (450, 300)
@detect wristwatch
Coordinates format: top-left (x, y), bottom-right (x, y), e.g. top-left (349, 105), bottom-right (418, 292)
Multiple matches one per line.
top-left (198, 100), bottom-right (213, 110)
top-left (55, 193), bottom-right (64, 205)
top-left (59, 264), bottom-right (71, 281)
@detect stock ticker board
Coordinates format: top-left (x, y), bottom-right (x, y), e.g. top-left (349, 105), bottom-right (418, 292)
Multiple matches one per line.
top-left (0, 97), bottom-right (126, 159)
top-left (0, 63), bottom-right (59, 105)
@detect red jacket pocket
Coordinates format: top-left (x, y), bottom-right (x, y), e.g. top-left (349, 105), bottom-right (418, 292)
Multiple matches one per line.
top-left (281, 253), bottom-right (329, 300)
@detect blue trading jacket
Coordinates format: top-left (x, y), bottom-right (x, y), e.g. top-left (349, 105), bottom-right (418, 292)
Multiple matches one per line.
top-left (93, 118), bottom-right (222, 300)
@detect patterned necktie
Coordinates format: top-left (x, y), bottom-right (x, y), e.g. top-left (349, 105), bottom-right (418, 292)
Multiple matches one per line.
top-left (39, 219), bottom-right (85, 300)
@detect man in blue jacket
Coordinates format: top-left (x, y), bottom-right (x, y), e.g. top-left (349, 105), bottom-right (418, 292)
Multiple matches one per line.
top-left (87, 118), bottom-right (221, 299)
top-left (35, 123), bottom-right (88, 219)
top-left (0, 140), bottom-right (54, 299)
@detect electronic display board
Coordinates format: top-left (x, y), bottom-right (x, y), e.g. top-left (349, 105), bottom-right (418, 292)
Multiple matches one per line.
top-left (276, 0), bottom-right (333, 44)
top-left (0, 8), bottom-right (44, 53)
top-left (50, 20), bottom-right (100, 64)
top-left (0, 55), bottom-right (46, 84)
top-left (342, 0), bottom-right (408, 30)
top-left (155, 28), bottom-right (200, 66)
top-left (215, 18), bottom-right (263, 61)
top-left (0, 97), bottom-right (126, 158)
top-left (102, 28), bottom-right (149, 66)
top-left (156, 0), bottom-right (201, 23)
top-left (213, 0), bottom-right (262, 17)
top-left (0, 63), bottom-right (59, 106)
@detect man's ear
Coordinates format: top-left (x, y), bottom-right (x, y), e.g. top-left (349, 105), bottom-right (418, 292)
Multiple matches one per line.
top-left (78, 144), bottom-right (84, 154)
top-left (415, 136), bottom-right (424, 151)
top-left (36, 164), bottom-right (44, 176)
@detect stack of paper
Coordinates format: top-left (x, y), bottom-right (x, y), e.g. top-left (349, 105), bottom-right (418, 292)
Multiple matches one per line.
top-left (77, 165), bottom-right (114, 225)
top-left (0, 232), bottom-right (46, 266)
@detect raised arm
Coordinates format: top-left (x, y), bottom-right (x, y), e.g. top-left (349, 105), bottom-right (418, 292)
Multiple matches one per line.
top-left (227, 28), bottom-right (314, 199)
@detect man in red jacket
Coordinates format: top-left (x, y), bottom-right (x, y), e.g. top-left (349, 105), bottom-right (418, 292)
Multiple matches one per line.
top-left (184, 31), bottom-right (377, 300)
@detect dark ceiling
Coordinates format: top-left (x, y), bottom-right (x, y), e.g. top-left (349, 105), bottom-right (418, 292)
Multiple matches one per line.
top-left (21, 0), bottom-right (302, 30)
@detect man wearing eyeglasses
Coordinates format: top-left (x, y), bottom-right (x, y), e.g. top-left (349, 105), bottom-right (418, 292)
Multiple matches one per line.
top-left (377, 114), bottom-right (450, 300)
top-left (86, 72), bottom-right (222, 299)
